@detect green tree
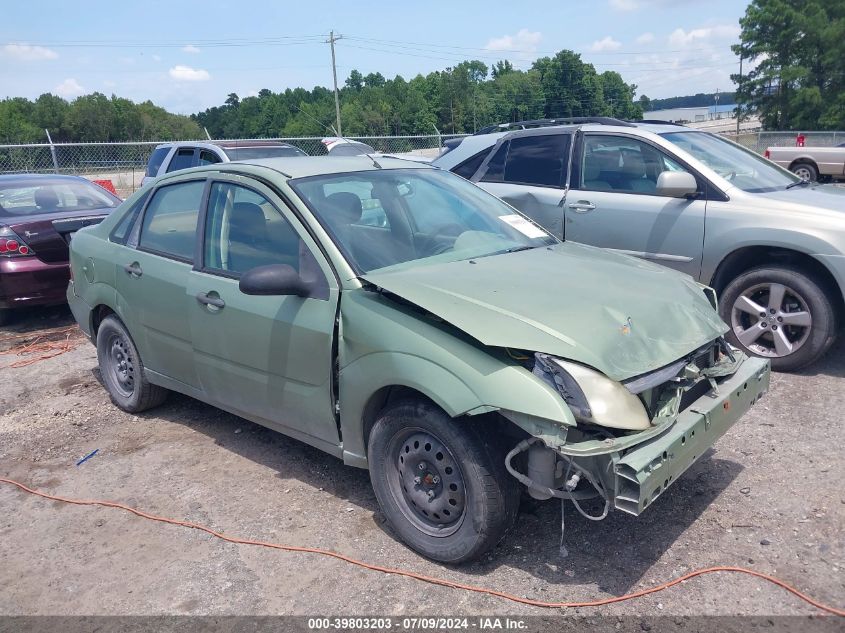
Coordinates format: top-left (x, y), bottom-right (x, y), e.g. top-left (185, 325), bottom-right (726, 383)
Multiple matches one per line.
top-left (733, 0), bottom-right (845, 129)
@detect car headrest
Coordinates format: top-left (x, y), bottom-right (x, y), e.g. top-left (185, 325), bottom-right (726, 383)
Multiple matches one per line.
top-left (620, 152), bottom-right (647, 178)
top-left (229, 202), bottom-right (267, 240)
top-left (34, 187), bottom-right (60, 210)
top-left (324, 192), bottom-right (363, 224)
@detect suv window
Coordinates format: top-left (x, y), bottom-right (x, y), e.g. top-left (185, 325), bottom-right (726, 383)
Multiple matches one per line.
top-left (581, 135), bottom-right (690, 195)
top-left (198, 150), bottom-right (222, 166)
top-left (480, 142), bottom-right (508, 183)
top-left (452, 150), bottom-right (489, 179)
top-left (503, 134), bottom-right (570, 188)
top-left (166, 148), bottom-right (196, 173)
top-left (204, 182), bottom-right (303, 275)
top-left (146, 147), bottom-right (171, 177)
top-left (138, 180), bottom-right (204, 261)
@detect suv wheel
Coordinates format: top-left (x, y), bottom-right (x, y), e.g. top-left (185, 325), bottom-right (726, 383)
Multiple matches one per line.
top-left (367, 400), bottom-right (519, 563)
top-left (96, 315), bottom-right (168, 412)
top-left (719, 266), bottom-right (836, 371)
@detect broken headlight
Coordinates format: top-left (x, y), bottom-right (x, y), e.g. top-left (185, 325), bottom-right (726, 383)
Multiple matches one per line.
top-left (534, 353), bottom-right (651, 430)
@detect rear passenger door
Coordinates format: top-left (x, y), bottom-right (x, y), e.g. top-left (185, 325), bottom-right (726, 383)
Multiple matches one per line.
top-left (473, 133), bottom-right (571, 239)
top-left (565, 133), bottom-right (706, 278)
top-left (117, 178), bottom-right (207, 389)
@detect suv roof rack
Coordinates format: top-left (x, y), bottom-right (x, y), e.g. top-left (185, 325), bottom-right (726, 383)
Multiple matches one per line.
top-left (636, 119), bottom-right (687, 126)
top-left (474, 116), bottom-right (635, 135)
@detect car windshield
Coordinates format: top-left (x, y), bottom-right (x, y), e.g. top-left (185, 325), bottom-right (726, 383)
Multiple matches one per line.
top-left (291, 168), bottom-right (557, 274)
top-left (223, 146), bottom-right (306, 160)
top-left (661, 131), bottom-right (801, 193)
top-left (0, 179), bottom-right (119, 218)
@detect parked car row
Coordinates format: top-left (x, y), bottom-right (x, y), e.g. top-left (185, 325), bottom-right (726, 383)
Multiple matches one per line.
top-left (3, 120), bottom-right (840, 562)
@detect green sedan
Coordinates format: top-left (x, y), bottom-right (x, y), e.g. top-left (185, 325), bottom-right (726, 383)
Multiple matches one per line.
top-left (67, 156), bottom-right (770, 563)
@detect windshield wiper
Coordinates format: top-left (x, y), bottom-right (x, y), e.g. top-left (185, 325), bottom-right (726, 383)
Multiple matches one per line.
top-left (785, 179), bottom-right (811, 190)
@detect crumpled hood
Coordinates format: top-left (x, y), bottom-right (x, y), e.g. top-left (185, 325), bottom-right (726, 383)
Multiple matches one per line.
top-left (362, 242), bottom-right (728, 381)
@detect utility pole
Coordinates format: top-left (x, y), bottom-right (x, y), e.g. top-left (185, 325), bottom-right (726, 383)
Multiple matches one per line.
top-left (326, 30), bottom-right (343, 136)
top-left (736, 49), bottom-right (743, 135)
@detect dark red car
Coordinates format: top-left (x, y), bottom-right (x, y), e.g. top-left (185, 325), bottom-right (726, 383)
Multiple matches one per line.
top-left (0, 174), bottom-right (121, 324)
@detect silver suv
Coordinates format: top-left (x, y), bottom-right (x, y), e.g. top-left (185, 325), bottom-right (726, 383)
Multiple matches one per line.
top-left (142, 140), bottom-right (306, 186)
top-left (433, 118), bottom-right (845, 370)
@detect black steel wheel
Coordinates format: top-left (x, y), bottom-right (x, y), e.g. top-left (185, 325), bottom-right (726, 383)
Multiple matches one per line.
top-left (96, 315), bottom-right (167, 412)
top-left (368, 399), bottom-right (519, 563)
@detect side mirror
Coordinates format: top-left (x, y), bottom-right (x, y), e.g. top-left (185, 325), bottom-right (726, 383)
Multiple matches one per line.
top-left (656, 171), bottom-right (699, 198)
top-left (239, 264), bottom-right (312, 297)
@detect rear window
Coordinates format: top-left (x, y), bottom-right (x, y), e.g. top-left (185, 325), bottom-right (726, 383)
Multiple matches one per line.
top-left (0, 179), bottom-right (119, 218)
top-left (167, 148), bottom-right (196, 173)
top-left (503, 134), bottom-right (570, 187)
top-left (146, 146), bottom-right (171, 177)
top-left (223, 146), bottom-right (306, 160)
top-left (138, 180), bottom-right (204, 261)
top-left (452, 150), bottom-right (489, 179)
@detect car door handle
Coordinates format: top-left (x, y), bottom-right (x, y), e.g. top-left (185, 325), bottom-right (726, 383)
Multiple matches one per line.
top-left (123, 262), bottom-right (143, 278)
top-left (196, 292), bottom-right (225, 309)
top-left (568, 201), bottom-right (596, 213)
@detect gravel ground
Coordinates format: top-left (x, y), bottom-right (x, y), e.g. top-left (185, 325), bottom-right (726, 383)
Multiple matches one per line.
top-left (0, 305), bottom-right (843, 619)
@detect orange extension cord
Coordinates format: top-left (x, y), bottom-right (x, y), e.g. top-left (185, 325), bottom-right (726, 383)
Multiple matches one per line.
top-left (0, 325), bottom-right (83, 368)
top-left (1, 478), bottom-right (842, 616)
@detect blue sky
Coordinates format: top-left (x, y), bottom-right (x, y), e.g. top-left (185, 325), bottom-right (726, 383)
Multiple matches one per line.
top-left (0, 0), bottom-right (749, 114)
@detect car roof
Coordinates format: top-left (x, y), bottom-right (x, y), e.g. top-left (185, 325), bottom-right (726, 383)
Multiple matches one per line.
top-left (160, 156), bottom-right (435, 182)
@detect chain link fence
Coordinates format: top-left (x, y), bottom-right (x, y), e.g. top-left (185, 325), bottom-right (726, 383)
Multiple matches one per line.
top-left (0, 134), bottom-right (467, 197)
top-left (0, 130), bottom-right (842, 198)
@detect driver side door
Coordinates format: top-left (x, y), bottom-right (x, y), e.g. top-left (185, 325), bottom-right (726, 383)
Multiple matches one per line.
top-left (565, 133), bottom-right (706, 278)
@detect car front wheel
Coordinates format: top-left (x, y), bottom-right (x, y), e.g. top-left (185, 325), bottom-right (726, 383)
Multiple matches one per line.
top-left (720, 266), bottom-right (837, 371)
top-left (96, 315), bottom-right (168, 412)
top-left (367, 400), bottom-right (519, 563)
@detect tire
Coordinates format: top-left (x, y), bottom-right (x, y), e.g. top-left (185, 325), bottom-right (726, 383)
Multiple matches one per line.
top-left (367, 400), bottom-right (519, 563)
top-left (719, 266), bottom-right (837, 371)
top-left (790, 162), bottom-right (818, 182)
top-left (96, 315), bottom-right (167, 412)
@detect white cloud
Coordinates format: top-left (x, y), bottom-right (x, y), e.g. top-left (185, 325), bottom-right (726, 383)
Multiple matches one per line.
top-left (610, 0), bottom-right (639, 10)
top-left (485, 28), bottom-right (542, 53)
top-left (55, 78), bottom-right (85, 97)
top-left (152, 54), bottom-right (162, 62)
top-left (635, 32), bottom-right (655, 45)
top-left (3, 43), bottom-right (58, 61)
top-left (591, 36), bottom-right (622, 52)
top-left (169, 65), bottom-right (211, 81)
top-left (182, 44), bottom-right (200, 54)
top-left (668, 24), bottom-right (740, 47)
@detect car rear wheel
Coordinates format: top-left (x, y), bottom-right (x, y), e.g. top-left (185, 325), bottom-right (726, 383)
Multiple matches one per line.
top-left (96, 315), bottom-right (167, 412)
top-left (790, 162), bottom-right (818, 182)
top-left (720, 266), bottom-right (836, 371)
top-left (367, 400), bottom-right (519, 563)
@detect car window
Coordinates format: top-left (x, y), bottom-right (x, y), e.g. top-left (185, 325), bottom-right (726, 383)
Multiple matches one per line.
top-left (452, 149), bottom-right (489, 179)
top-left (581, 135), bottom-right (690, 195)
top-left (166, 148), bottom-right (196, 173)
top-left (203, 182), bottom-right (305, 276)
top-left (291, 169), bottom-right (556, 274)
top-left (146, 147), bottom-right (171, 177)
top-left (110, 190), bottom-right (151, 244)
top-left (138, 180), bottom-right (204, 261)
top-left (502, 134), bottom-right (570, 188)
top-left (480, 141), bottom-right (508, 183)
top-left (198, 150), bottom-right (222, 166)
top-left (322, 181), bottom-right (389, 228)
top-left (0, 179), bottom-right (119, 218)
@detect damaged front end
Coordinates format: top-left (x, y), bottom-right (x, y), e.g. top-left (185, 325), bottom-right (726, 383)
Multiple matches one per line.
top-left (501, 339), bottom-right (770, 530)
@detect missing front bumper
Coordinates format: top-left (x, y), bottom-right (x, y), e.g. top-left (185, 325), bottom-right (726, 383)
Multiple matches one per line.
top-left (613, 355), bottom-right (770, 516)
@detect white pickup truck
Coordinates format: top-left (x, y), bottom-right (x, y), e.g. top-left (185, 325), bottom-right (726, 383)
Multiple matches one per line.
top-left (764, 143), bottom-right (845, 182)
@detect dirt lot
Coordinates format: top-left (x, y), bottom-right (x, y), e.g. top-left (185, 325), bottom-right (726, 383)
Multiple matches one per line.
top-left (0, 305), bottom-right (843, 619)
